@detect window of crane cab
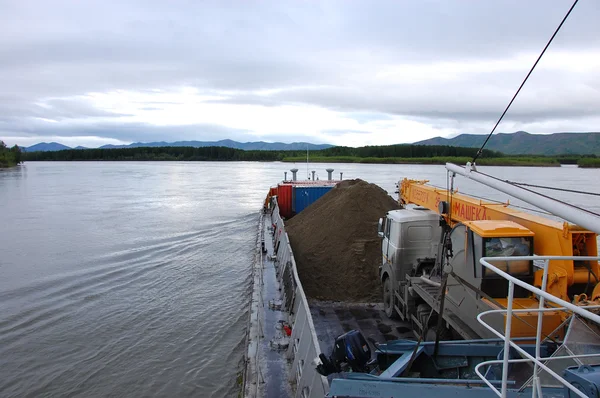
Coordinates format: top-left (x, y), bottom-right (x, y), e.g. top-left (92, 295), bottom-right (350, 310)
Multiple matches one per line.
top-left (482, 236), bottom-right (533, 278)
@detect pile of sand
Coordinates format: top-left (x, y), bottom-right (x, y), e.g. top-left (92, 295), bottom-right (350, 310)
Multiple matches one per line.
top-left (285, 179), bottom-right (399, 302)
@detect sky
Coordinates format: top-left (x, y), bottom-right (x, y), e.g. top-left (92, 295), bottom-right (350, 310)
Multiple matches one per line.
top-left (1, 0), bottom-right (600, 148)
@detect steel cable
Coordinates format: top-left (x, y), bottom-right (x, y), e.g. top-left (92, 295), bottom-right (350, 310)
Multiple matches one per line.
top-left (478, 170), bottom-right (600, 218)
top-left (472, 0), bottom-right (580, 163)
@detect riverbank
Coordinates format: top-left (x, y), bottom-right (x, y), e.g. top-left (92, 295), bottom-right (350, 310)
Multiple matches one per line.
top-left (0, 141), bottom-right (22, 168)
top-left (578, 158), bottom-right (600, 168)
top-left (19, 145), bottom-right (597, 167)
top-left (282, 156), bottom-right (561, 167)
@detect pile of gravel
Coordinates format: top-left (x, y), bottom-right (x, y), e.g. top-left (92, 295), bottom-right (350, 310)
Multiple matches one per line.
top-left (286, 179), bottom-right (399, 302)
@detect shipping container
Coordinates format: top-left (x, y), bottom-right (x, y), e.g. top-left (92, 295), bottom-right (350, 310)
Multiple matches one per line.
top-left (277, 183), bottom-right (294, 218)
top-left (293, 186), bottom-right (333, 214)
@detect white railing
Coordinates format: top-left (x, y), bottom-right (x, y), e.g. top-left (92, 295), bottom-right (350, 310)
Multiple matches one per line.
top-left (474, 255), bottom-right (600, 398)
top-left (270, 200), bottom-right (329, 398)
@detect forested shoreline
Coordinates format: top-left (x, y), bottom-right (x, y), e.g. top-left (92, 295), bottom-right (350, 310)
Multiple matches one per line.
top-left (0, 141), bottom-right (22, 168)
top-left (20, 143), bottom-right (599, 167)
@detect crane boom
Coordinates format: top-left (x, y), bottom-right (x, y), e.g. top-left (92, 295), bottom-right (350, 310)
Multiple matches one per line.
top-left (399, 178), bottom-right (599, 300)
top-left (446, 162), bottom-right (600, 235)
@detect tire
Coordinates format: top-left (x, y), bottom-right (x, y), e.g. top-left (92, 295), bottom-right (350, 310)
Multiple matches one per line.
top-left (383, 277), bottom-right (399, 319)
top-left (416, 304), bottom-right (432, 326)
top-left (425, 325), bottom-right (453, 342)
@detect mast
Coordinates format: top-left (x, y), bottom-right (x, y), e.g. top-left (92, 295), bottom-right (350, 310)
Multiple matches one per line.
top-left (307, 144), bottom-right (309, 179)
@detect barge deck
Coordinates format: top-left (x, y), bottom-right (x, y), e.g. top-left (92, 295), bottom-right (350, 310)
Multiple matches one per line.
top-left (244, 192), bottom-right (600, 398)
top-left (244, 198), bottom-right (412, 398)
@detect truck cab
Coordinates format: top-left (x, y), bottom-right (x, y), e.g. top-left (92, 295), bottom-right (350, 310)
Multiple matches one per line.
top-left (378, 207), bottom-right (442, 319)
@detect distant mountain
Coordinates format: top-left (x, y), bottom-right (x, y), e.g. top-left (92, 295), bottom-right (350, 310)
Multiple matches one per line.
top-left (22, 139), bottom-right (332, 152)
top-left (23, 142), bottom-right (71, 152)
top-left (414, 131), bottom-right (600, 155)
top-left (98, 139), bottom-right (332, 151)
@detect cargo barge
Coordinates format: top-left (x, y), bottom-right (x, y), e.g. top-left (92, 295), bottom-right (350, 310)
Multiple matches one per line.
top-left (244, 170), bottom-right (337, 398)
top-left (243, 164), bottom-right (600, 398)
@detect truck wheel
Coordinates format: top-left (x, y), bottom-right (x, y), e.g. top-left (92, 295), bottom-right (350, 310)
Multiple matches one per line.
top-left (383, 278), bottom-right (398, 319)
top-left (425, 326), bottom-right (452, 342)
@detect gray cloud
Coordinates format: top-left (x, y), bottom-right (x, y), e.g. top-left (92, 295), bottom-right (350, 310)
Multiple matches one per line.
top-left (3, 120), bottom-right (252, 143)
top-left (321, 129), bottom-right (373, 137)
top-left (1, 0), bottom-right (600, 146)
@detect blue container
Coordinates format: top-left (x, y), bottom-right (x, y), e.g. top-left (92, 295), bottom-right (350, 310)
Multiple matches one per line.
top-left (293, 186), bottom-right (333, 214)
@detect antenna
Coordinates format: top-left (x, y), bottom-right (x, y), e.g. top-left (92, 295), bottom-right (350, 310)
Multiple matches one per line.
top-left (306, 144), bottom-right (309, 179)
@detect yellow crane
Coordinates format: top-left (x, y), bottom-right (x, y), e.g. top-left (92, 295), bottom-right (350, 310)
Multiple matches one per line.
top-left (399, 178), bottom-right (600, 304)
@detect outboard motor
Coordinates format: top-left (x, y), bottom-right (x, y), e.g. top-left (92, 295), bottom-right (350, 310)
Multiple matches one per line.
top-left (316, 330), bottom-right (372, 376)
top-left (563, 364), bottom-right (600, 397)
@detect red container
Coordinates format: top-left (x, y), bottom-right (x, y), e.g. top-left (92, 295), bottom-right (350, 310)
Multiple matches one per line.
top-left (277, 183), bottom-right (294, 219)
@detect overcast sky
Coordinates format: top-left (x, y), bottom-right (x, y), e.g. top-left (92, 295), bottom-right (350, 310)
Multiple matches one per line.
top-left (1, 0), bottom-right (599, 148)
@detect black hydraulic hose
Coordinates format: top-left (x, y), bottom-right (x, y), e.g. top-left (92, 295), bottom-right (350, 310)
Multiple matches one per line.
top-left (433, 273), bottom-right (449, 357)
top-left (401, 307), bottom-right (434, 377)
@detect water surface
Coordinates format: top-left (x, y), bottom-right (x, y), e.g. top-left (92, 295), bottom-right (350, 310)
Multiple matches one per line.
top-left (1, 161), bottom-right (598, 397)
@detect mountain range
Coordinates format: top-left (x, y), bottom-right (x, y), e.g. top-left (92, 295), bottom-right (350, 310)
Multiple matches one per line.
top-left (24, 142), bottom-right (73, 152)
top-left (23, 140), bottom-right (332, 152)
top-left (414, 131), bottom-right (600, 155)
top-left (18, 132), bottom-right (600, 155)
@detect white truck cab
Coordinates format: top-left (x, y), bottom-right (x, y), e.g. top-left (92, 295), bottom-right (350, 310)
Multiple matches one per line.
top-left (378, 207), bottom-right (442, 318)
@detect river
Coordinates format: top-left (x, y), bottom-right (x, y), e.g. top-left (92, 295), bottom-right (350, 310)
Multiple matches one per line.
top-left (1, 161), bottom-right (599, 397)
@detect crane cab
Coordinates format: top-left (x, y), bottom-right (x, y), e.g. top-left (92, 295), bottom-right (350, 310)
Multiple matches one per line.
top-left (448, 220), bottom-right (563, 339)
top-left (448, 220), bottom-right (535, 303)
top-left (461, 220), bottom-right (535, 296)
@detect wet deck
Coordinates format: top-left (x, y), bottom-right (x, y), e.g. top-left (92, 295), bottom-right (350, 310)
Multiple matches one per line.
top-left (309, 301), bottom-right (415, 358)
top-left (245, 205), bottom-right (419, 398)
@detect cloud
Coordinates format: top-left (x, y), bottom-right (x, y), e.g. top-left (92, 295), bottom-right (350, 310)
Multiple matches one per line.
top-left (3, 120), bottom-right (252, 144)
top-left (1, 0), bottom-right (600, 147)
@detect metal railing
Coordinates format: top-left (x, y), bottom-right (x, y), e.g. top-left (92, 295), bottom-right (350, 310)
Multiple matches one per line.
top-left (473, 255), bottom-right (600, 398)
top-left (244, 211), bottom-right (268, 397)
top-left (270, 200), bottom-right (329, 398)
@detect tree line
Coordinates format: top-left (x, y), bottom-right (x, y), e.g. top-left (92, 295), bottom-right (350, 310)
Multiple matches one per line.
top-left (318, 144), bottom-right (503, 158)
top-left (0, 141), bottom-right (22, 168)
top-left (22, 146), bottom-right (284, 161)
top-left (22, 144), bottom-right (505, 162)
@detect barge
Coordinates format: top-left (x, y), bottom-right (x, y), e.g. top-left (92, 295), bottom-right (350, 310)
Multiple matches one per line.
top-left (243, 164), bottom-right (600, 398)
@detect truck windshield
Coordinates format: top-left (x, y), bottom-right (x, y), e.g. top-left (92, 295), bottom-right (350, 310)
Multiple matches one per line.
top-left (483, 236), bottom-right (533, 277)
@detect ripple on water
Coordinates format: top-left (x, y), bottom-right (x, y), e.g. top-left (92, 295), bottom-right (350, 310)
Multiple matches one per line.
top-left (8, 162), bottom-right (593, 397)
top-left (0, 203), bottom-right (255, 398)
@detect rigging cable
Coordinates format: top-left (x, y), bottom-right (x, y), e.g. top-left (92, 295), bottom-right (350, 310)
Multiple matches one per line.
top-left (506, 181), bottom-right (600, 197)
top-left (472, 0), bottom-right (580, 163)
top-left (428, 183), bottom-right (555, 216)
top-left (478, 169), bottom-right (600, 218)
